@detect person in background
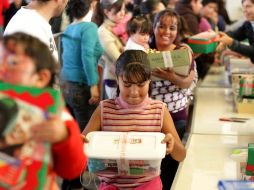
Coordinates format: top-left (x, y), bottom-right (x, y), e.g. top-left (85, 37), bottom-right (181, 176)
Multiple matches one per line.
top-left (82, 50), bottom-right (186, 190)
top-left (201, 0), bottom-right (226, 31)
top-left (0, 0), bottom-right (9, 35)
top-left (140, 0), bottom-right (165, 23)
top-left (0, 32), bottom-right (87, 189)
top-left (4, 0), bottom-right (27, 30)
top-left (149, 9), bottom-right (198, 189)
top-left (217, 0), bottom-right (233, 25)
top-left (162, 0), bottom-right (179, 9)
top-left (217, 0), bottom-right (254, 64)
top-left (60, 0), bottom-right (104, 188)
top-left (175, 0), bottom-right (203, 35)
top-left (4, 0), bottom-right (68, 61)
top-left (125, 14), bottom-right (152, 52)
top-left (176, 0), bottom-right (213, 79)
top-left (92, 0), bottom-right (126, 99)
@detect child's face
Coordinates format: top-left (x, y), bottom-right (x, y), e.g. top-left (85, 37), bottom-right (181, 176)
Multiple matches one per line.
top-left (0, 44), bottom-right (39, 86)
top-left (154, 15), bottom-right (178, 50)
top-left (131, 32), bottom-right (149, 48)
top-left (118, 75), bottom-right (150, 105)
top-left (104, 4), bottom-right (125, 24)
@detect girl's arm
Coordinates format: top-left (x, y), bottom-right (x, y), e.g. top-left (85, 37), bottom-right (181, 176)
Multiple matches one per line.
top-left (81, 104), bottom-right (102, 136)
top-left (161, 107), bottom-right (186, 162)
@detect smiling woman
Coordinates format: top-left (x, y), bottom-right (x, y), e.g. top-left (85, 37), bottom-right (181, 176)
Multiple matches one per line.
top-left (149, 8), bottom-right (198, 190)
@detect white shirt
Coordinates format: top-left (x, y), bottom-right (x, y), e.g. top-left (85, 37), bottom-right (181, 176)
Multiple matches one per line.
top-left (124, 38), bottom-right (146, 52)
top-left (4, 7), bottom-right (58, 62)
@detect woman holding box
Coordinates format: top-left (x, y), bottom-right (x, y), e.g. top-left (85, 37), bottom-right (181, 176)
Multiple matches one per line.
top-left (149, 9), bottom-right (198, 190)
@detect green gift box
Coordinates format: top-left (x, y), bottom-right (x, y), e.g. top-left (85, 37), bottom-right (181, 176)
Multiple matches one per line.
top-left (245, 143), bottom-right (254, 176)
top-left (147, 48), bottom-right (191, 76)
top-left (187, 31), bottom-right (218, 54)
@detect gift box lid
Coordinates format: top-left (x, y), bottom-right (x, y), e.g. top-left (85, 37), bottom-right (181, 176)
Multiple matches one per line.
top-left (0, 82), bottom-right (63, 114)
top-left (84, 131), bottom-right (166, 160)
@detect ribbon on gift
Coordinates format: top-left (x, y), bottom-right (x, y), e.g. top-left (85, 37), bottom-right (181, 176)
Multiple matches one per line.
top-left (246, 164), bottom-right (254, 175)
top-left (118, 133), bottom-right (129, 176)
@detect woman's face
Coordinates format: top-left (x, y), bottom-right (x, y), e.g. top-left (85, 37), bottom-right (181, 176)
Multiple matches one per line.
top-left (242, 0), bottom-right (254, 21)
top-left (105, 3), bottom-right (125, 24)
top-left (191, 0), bottom-right (202, 15)
top-left (154, 15), bottom-right (178, 50)
top-left (201, 3), bottom-right (218, 18)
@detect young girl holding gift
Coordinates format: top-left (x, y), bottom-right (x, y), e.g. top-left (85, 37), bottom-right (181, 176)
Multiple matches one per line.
top-left (0, 32), bottom-right (87, 189)
top-left (82, 50), bottom-right (186, 190)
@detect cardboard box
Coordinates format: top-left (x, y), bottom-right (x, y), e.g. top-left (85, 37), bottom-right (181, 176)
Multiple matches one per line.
top-left (147, 48), bottom-right (191, 76)
top-left (84, 132), bottom-right (166, 176)
top-left (237, 101), bottom-right (254, 114)
top-left (187, 31), bottom-right (218, 54)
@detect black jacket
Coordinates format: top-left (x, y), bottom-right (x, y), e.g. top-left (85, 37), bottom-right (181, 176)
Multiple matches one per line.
top-left (227, 21), bottom-right (254, 63)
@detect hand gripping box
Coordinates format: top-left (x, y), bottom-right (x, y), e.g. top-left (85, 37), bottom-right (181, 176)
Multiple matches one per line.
top-left (84, 132), bottom-right (166, 176)
top-left (187, 31), bottom-right (218, 54)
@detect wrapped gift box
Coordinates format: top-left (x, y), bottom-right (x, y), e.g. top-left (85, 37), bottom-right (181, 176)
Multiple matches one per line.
top-left (84, 132), bottom-right (166, 176)
top-left (147, 48), bottom-right (191, 76)
top-left (187, 31), bottom-right (218, 54)
top-left (0, 82), bottom-right (63, 189)
top-left (0, 82), bottom-right (63, 115)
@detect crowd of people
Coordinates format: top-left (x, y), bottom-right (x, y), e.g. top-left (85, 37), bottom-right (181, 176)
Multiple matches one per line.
top-left (0, 0), bottom-right (253, 190)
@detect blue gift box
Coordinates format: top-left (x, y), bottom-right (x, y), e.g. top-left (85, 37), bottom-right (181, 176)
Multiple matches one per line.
top-left (218, 180), bottom-right (254, 190)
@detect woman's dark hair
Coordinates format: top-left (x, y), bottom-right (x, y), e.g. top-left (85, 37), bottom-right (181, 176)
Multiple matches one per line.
top-left (202, 0), bottom-right (218, 6)
top-left (149, 8), bottom-right (181, 49)
top-left (127, 14), bottom-right (152, 36)
top-left (92, 0), bottom-right (124, 26)
top-left (115, 50), bottom-right (152, 96)
top-left (3, 32), bottom-right (58, 87)
top-left (66, 0), bottom-right (92, 19)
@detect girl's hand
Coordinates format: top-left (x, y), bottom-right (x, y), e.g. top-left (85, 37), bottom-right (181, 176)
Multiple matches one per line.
top-left (89, 85), bottom-right (100, 105)
top-left (161, 133), bottom-right (175, 155)
top-left (30, 116), bottom-right (68, 144)
top-left (80, 134), bottom-right (89, 143)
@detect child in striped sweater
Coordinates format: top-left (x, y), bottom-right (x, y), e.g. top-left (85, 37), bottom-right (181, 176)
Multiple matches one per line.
top-left (82, 50), bottom-right (186, 190)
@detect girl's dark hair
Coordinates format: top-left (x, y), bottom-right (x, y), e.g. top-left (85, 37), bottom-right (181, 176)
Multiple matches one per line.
top-left (92, 0), bottom-right (124, 26)
top-left (3, 32), bottom-right (58, 87)
top-left (115, 50), bottom-right (152, 96)
top-left (149, 8), bottom-right (181, 49)
top-left (127, 14), bottom-right (152, 36)
top-left (66, 0), bottom-right (92, 19)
